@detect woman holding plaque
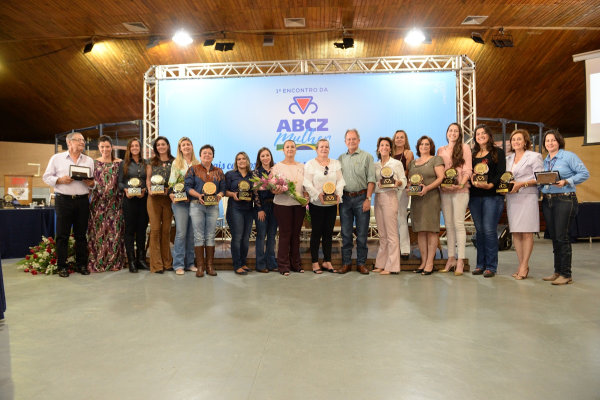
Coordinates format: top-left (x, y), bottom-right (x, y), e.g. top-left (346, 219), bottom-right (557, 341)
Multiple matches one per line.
top-left (540, 130), bottom-right (589, 285)
top-left (373, 137), bottom-right (406, 274)
top-left (437, 123), bottom-right (472, 276)
top-left (118, 138), bottom-right (149, 273)
top-left (303, 138), bottom-right (345, 274)
top-left (407, 136), bottom-right (444, 275)
top-left (185, 144), bottom-right (226, 277)
top-left (273, 140), bottom-right (309, 276)
top-left (253, 148), bottom-right (278, 273)
top-left (169, 137), bottom-right (200, 275)
top-left (504, 129), bottom-right (543, 280)
top-left (87, 136), bottom-right (125, 272)
top-left (146, 137), bottom-right (175, 274)
top-left (393, 130), bottom-right (414, 259)
top-left (225, 152), bottom-right (254, 275)
top-left (469, 124), bottom-right (506, 278)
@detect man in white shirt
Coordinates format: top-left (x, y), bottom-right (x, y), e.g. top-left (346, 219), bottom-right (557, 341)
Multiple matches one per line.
top-left (43, 132), bottom-right (95, 277)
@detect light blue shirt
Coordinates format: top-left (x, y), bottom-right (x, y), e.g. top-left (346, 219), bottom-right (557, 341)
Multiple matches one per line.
top-left (541, 149), bottom-right (589, 194)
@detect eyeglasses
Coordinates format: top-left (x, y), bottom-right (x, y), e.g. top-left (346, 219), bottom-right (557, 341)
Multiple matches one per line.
top-left (70, 138), bottom-right (85, 143)
top-left (324, 166), bottom-right (329, 176)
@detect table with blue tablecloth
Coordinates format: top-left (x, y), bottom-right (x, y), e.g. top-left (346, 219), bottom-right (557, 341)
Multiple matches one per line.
top-left (0, 207), bottom-right (56, 259)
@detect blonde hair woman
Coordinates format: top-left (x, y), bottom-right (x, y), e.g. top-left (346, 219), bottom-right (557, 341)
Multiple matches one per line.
top-left (168, 137), bottom-right (200, 275)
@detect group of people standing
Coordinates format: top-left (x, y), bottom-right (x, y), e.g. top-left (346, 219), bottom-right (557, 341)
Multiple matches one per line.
top-left (42, 123), bottom-right (589, 285)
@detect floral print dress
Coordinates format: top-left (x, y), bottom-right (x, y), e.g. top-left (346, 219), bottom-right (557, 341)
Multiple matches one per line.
top-left (87, 160), bottom-right (126, 272)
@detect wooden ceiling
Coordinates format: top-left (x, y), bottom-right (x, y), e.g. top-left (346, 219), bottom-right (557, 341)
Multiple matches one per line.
top-left (1, 0), bottom-right (599, 142)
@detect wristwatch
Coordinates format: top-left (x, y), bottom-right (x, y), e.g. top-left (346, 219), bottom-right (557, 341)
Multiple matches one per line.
top-left (366, 196), bottom-right (372, 201)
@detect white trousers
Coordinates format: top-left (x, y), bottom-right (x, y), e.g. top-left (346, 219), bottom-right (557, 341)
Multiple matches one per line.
top-left (397, 189), bottom-right (411, 254)
top-left (440, 192), bottom-right (470, 259)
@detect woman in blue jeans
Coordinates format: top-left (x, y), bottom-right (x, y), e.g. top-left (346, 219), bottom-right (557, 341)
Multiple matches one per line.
top-left (540, 130), bottom-right (589, 285)
top-left (184, 144), bottom-right (226, 277)
top-left (469, 124), bottom-right (506, 277)
top-left (169, 137), bottom-right (199, 275)
top-left (226, 152), bottom-right (254, 275)
top-left (252, 148), bottom-right (278, 272)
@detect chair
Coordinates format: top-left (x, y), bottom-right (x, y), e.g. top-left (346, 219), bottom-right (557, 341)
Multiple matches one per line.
top-left (216, 200), bottom-right (231, 241)
top-left (368, 206), bottom-right (379, 238)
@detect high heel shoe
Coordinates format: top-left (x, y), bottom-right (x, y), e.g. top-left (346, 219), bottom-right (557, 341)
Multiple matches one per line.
top-left (413, 267), bottom-right (425, 273)
top-left (421, 265), bottom-right (435, 275)
top-left (515, 267), bottom-right (529, 280)
top-left (440, 262), bottom-right (456, 273)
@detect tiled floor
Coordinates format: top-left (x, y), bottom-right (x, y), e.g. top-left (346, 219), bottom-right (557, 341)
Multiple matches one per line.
top-left (1, 239), bottom-right (599, 400)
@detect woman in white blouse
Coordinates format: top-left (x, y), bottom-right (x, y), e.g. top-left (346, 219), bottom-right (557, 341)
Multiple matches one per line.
top-left (303, 138), bottom-right (346, 273)
top-left (272, 140), bottom-right (310, 276)
top-left (373, 137), bottom-right (407, 274)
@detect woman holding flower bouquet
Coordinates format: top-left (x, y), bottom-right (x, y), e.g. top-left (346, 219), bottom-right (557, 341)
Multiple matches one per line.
top-left (169, 137), bottom-right (200, 275)
top-left (272, 140), bottom-right (310, 276)
top-left (303, 138), bottom-right (345, 274)
top-left (252, 148), bottom-right (278, 273)
top-left (226, 152), bottom-right (254, 275)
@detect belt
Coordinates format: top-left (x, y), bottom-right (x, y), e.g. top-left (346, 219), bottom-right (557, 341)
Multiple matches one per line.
top-left (263, 199), bottom-right (274, 204)
top-left (190, 199), bottom-right (200, 204)
top-left (343, 189), bottom-right (367, 197)
top-left (55, 193), bottom-right (89, 199)
top-left (542, 192), bottom-right (576, 199)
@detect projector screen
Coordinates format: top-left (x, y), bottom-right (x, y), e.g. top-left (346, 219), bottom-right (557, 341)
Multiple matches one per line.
top-left (585, 55), bottom-right (600, 144)
top-left (158, 72), bottom-right (457, 170)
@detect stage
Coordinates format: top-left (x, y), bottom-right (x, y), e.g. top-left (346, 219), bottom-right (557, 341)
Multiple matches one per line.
top-left (210, 239), bottom-right (471, 271)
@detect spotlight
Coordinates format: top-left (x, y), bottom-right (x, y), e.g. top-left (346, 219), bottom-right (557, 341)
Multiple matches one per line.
top-left (405, 28), bottom-right (425, 45)
top-left (471, 32), bottom-right (485, 44)
top-left (492, 28), bottom-right (513, 48)
top-left (334, 37), bottom-right (354, 49)
top-left (215, 42), bottom-right (235, 51)
top-left (146, 36), bottom-right (160, 49)
top-left (203, 39), bottom-right (216, 46)
top-left (83, 38), bottom-right (94, 54)
top-left (173, 29), bottom-right (193, 45)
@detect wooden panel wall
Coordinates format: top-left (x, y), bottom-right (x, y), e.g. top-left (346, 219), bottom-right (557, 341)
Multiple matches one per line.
top-left (563, 137), bottom-right (599, 202)
top-left (0, 142), bottom-right (56, 188)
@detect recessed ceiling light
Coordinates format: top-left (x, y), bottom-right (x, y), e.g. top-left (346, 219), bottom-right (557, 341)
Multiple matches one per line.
top-left (284, 18), bottom-right (306, 28)
top-left (122, 22), bottom-right (150, 32)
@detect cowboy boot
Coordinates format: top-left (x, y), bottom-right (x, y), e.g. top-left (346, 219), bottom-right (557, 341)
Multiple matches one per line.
top-left (136, 249), bottom-right (150, 270)
top-left (206, 246), bottom-right (217, 276)
top-left (127, 250), bottom-right (138, 273)
top-left (195, 246), bottom-right (205, 278)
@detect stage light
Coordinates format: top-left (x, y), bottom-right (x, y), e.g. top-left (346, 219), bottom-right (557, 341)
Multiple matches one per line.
top-left (173, 29), bottom-right (193, 45)
top-left (492, 28), bottom-right (513, 48)
top-left (333, 37), bottom-right (354, 50)
top-left (263, 35), bottom-right (274, 46)
top-left (203, 39), bottom-right (216, 46)
top-left (83, 38), bottom-right (94, 54)
top-left (146, 36), bottom-right (160, 49)
top-left (405, 28), bottom-right (425, 45)
top-left (215, 42), bottom-right (235, 51)
top-left (471, 32), bottom-right (485, 45)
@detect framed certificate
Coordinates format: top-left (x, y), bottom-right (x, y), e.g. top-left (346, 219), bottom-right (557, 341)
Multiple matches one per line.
top-left (535, 171), bottom-right (560, 185)
top-left (69, 165), bottom-right (91, 180)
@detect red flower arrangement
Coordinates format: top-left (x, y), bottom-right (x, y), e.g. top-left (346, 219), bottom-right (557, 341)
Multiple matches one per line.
top-left (16, 235), bottom-right (76, 275)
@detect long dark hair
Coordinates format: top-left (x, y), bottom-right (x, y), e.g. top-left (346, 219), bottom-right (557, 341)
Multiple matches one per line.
top-left (150, 136), bottom-right (174, 166)
top-left (255, 147), bottom-right (274, 170)
top-left (123, 138), bottom-right (142, 179)
top-left (98, 135), bottom-right (115, 161)
top-left (472, 124), bottom-right (499, 163)
top-left (446, 123), bottom-right (465, 168)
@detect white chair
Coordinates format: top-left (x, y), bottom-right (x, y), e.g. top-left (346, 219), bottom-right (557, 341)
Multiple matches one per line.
top-left (368, 206), bottom-right (379, 238)
top-left (216, 199), bottom-right (231, 241)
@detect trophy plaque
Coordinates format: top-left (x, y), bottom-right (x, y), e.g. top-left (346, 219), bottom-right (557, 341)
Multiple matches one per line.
top-left (322, 181), bottom-right (338, 205)
top-left (473, 163), bottom-right (489, 184)
top-left (441, 168), bottom-right (458, 188)
top-left (380, 166), bottom-right (396, 188)
top-left (407, 173), bottom-right (424, 196)
top-left (127, 178), bottom-right (143, 197)
top-left (150, 175), bottom-right (165, 194)
top-left (69, 165), bottom-right (91, 181)
top-left (203, 182), bottom-right (218, 206)
top-left (238, 181), bottom-right (252, 201)
top-left (3, 194), bottom-right (15, 209)
top-left (535, 171), bottom-right (560, 185)
top-left (496, 172), bottom-right (515, 194)
top-left (172, 182), bottom-right (188, 202)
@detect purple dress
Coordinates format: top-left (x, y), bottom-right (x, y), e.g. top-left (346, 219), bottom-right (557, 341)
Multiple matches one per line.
top-left (87, 160), bottom-right (126, 272)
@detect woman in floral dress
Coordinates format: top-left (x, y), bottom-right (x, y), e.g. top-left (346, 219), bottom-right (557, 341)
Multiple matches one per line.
top-left (87, 135), bottom-right (125, 272)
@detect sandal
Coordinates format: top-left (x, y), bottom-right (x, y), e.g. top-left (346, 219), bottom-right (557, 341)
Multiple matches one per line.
top-left (313, 268), bottom-right (323, 274)
top-left (379, 270), bottom-right (392, 275)
top-left (372, 268), bottom-right (384, 273)
top-left (242, 267), bottom-right (251, 273)
top-left (322, 266), bottom-right (337, 273)
top-left (280, 271), bottom-right (290, 276)
top-left (235, 268), bottom-right (248, 275)
top-left (292, 269), bottom-right (304, 273)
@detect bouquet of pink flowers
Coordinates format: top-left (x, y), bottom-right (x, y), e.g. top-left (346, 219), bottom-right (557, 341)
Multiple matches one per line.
top-left (250, 172), bottom-right (308, 206)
